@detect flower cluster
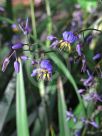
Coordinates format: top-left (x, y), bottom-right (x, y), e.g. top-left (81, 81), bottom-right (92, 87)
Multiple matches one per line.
top-left (66, 111), bottom-right (99, 128)
top-left (1, 18), bottom-right (53, 81)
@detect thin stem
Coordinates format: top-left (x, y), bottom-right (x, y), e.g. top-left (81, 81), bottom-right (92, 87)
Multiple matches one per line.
top-left (78, 28), bottom-right (102, 34)
top-left (23, 49), bottom-right (56, 54)
top-left (8, 50), bottom-right (15, 59)
top-left (30, 0), bottom-right (37, 40)
top-left (45, 0), bottom-right (52, 47)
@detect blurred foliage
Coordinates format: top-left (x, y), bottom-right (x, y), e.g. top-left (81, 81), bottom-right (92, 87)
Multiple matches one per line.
top-left (0, 0), bottom-right (102, 136)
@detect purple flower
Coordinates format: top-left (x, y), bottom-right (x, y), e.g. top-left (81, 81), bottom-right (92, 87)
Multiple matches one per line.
top-left (62, 31), bottom-right (78, 43)
top-left (89, 121), bottom-right (99, 128)
top-left (93, 53), bottom-right (101, 60)
top-left (19, 18), bottom-right (31, 35)
top-left (48, 31), bottom-right (78, 51)
top-left (0, 6), bottom-right (4, 13)
top-left (76, 44), bottom-right (82, 56)
top-left (2, 58), bottom-right (10, 72)
top-left (86, 35), bottom-right (93, 43)
top-left (83, 75), bottom-right (94, 87)
top-left (31, 60), bottom-right (38, 65)
top-left (47, 35), bottom-right (57, 41)
top-left (81, 118), bottom-right (98, 128)
top-left (21, 55), bottom-right (28, 61)
top-left (77, 89), bottom-right (85, 94)
top-left (75, 129), bottom-right (81, 136)
top-left (12, 42), bottom-right (23, 50)
top-left (12, 24), bottom-right (19, 32)
top-left (92, 93), bottom-right (102, 102)
top-left (66, 111), bottom-right (77, 122)
top-left (40, 59), bottom-right (52, 73)
top-left (31, 59), bottom-right (53, 80)
top-left (50, 40), bottom-right (59, 49)
top-left (14, 60), bottom-right (20, 73)
top-left (31, 69), bottom-right (38, 77)
top-left (81, 70), bottom-right (94, 87)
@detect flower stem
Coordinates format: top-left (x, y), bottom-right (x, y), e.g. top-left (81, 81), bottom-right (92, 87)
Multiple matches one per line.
top-left (78, 28), bottom-right (102, 34)
top-left (30, 0), bottom-right (37, 40)
top-left (45, 0), bottom-right (52, 47)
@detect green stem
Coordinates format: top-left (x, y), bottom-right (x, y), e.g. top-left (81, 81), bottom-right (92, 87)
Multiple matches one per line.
top-left (30, 0), bottom-right (37, 40)
top-left (30, 0), bottom-right (46, 98)
top-left (78, 28), bottom-right (102, 34)
top-left (45, 0), bottom-right (52, 47)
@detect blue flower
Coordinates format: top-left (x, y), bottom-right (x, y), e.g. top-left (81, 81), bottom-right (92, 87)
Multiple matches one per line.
top-left (31, 59), bottom-right (52, 80)
top-left (62, 31), bottom-right (78, 43)
top-left (48, 31), bottom-right (78, 51)
top-left (40, 59), bottom-right (52, 73)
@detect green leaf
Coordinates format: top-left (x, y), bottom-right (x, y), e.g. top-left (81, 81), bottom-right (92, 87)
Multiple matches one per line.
top-left (16, 59), bottom-right (30, 136)
top-left (0, 16), bottom-right (15, 25)
top-left (57, 77), bottom-right (71, 136)
top-left (48, 53), bottom-right (83, 103)
top-left (0, 73), bottom-right (15, 133)
top-left (78, 0), bottom-right (97, 10)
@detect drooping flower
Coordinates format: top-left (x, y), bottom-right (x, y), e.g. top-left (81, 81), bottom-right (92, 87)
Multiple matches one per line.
top-left (31, 59), bottom-right (53, 80)
top-left (76, 44), bottom-right (82, 56)
top-left (47, 35), bottom-right (57, 41)
top-left (77, 89), bottom-right (85, 94)
top-left (48, 31), bottom-right (78, 51)
top-left (81, 118), bottom-right (98, 128)
top-left (14, 60), bottom-right (20, 73)
top-left (89, 121), bottom-right (99, 128)
top-left (12, 42), bottom-right (24, 50)
top-left (93, 53), bottom-right (101, 60)
top-left (2, 57), bottom-right (10, 72)
top-left (86, 35), bottom-right (93, 43)
top-left (2, 51), bottom-right (15, 72)
top-left (81, 70), bottom-right (94, 87)
top-left (21, 55), bottom-right (29, 61)
top-left (84, 92), bottom-right (102, 102)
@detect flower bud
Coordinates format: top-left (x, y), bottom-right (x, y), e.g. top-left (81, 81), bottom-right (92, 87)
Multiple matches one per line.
top-left (93, 53), bottom-right (101, 60)
top-left (2, 58), bottom-right (10, 72)
top-left (76, 44), bottom-right (82, 56)
top-left (21, 55), bottom-right (28, 61)
top-left (47, 35), bottom-right (57, 41)
top-left (12, 42), bottom-right (23, 50)
top-left (14, 60), bottom-right (20, 73)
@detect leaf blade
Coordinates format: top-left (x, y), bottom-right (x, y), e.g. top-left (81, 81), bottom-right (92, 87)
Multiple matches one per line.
top-left (16, 59), bottom-right (30, 136)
